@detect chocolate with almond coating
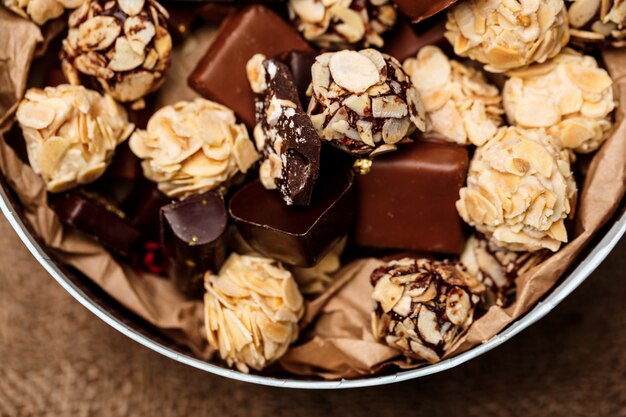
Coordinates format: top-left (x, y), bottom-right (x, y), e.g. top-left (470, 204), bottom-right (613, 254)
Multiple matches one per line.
top-left (247, 55), bottom-right (321, 206)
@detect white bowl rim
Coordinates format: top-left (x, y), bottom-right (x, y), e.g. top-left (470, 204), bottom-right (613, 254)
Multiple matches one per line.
top-left (1, 183), bottom-right (624, 389)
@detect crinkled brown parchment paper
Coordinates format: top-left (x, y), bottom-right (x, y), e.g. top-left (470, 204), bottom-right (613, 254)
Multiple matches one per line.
top-left (0, 7), bottom-right (624, 380)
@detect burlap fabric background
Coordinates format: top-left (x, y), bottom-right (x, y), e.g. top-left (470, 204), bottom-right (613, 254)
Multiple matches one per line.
top-left (0, 212), bottom-right (624, 416)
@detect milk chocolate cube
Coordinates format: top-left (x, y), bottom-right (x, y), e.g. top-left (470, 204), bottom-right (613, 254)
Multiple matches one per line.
top-left (229, 168), bottom-right (356, 267)
top-left (354, 140), bottom-right (468, 254)
top-left (160, 191), bottom-right (228, 297)
top-left (188, 5), bottom-right (312, 128)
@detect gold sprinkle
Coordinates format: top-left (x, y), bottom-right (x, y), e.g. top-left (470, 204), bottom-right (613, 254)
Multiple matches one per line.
top-left (353, 158), bottom-right (373, 175)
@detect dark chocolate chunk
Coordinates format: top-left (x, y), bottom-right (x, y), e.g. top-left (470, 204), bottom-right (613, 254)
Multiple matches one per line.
top-left (229, 167), bottom-right (356, 267)
top-left (160, 191), bottom-right (228, 298)
top-left (122, 181), bottom-right (171, 239)
top-left (251, 57), bottom-right (321, 205)
top-left (354, 139), bottom-right (468, 254)
top-left (383, 16), bottom-right (448, 62)
top-left (393, 0), bottom-right (459, 23)
top-left (188, 5), bottom-right (312, 128)
top-left (278, 50), bottom-right (317, 106)
top-left (49, 192), bottom-right (142, 258)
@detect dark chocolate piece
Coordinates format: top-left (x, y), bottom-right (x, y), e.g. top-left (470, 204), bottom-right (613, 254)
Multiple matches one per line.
top-left (354, 139), bottom-right (468, 254)
top-left (49, 192), bottom-right (142, 258)
top-left (229, 167), bottom-right (356, 267)
top-left (278, 50), bottom-right (317, 107)
top-left (393, 0), bottom-right (459, 23)
top-left (160, 191), bottom-right (227, 298)
top-left (383, 16), bottom-right (448, 62)
top-left (122, 181), bottom-right (171, 239)
top-left (188, 5), bottom-right (312, 128)
top-left (162, 1), bottom-right (201, 42)
top-left (253, 58), bottom-right (321, 205)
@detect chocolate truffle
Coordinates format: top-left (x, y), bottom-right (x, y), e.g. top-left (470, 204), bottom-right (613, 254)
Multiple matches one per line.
top-left (129, 99), bottom-right (258, 198)
top-left (61, 0), bottom-right (172, 103)
top-left (204, 254), bottom-right (304, 373)
top-left (456, 127), bottom-right (577, 252)
top-left (3, 0), bottom-right (82, 25)
top-left (49, 191), bottom-right (142, 258)
top-left (503, 49), bottom-right (614, 153)
top-left (403, 46), bottom-right (503, 146)
top-left (16, 85), bottom-right (134, 193)
top-left (229, 167), bottom-right (356, 267)
top-left (567, 0), bottom-right (626, 47)
top-left (371, 258), bottom-right (484, 363)
top-left (160, 191), bottom-right (228, 297)
top-left (445, 0), bottom-right (570, 73)
top-left (188, 5), bottom-right (313, 128)
top-left (460, 234), bottom-right (547, 308)
top-left (287, 0), bottom-right (397, 49)
top-left (307, 49), bottom-right (426, 157)
top-left (354, 140), bottom-right (468, 254)
top-left (247, 55), bottom-right (321, 205)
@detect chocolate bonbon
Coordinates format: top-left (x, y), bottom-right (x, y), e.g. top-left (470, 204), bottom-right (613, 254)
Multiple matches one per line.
top-left (247, 55), bottom-right (321, 205)
top-left (287, 0), bottom-right (397, 49)
top-left (188, 5), bottom-right (312, 128)
top-left (129, 98), bottom-right (258, 198)
top-left (403, 46), bottom-right (503, 146)
top-left (229, 167), bottom-right (356, 267)
top-left (61, 0), bottom-right (172, 103)
top-left (307, 49), bottom-right (426, 157)
top-left (354, 139), bottom-right (468, 254)
top-left (456, 127), bottom-right (577, 252)
top-left (371, 257), bottom-right (484, 363)
top-left (445, 0), bottom-right (569, 73)
top-left (16, 85), bottom-right (134, 193)
top-left (49, 192), bottom-right (142, 258)
top-left (204, 253), bottom-right (304, 373)
top-left (503, 49), bottom-right (614, 153)
top-left (160, 191), bottom-right (228, 298)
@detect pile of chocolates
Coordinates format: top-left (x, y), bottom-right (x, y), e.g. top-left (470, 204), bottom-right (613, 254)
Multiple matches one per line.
top-left (8, 0), bottom-right (619, 374)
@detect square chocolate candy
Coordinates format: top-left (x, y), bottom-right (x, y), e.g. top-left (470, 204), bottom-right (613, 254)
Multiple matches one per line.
top-left (229, 167), bottom-right (356, 267)
top-left (354, 140), bottom-right (468, 254)
top-left (188, 5), bottom-right (312, 128)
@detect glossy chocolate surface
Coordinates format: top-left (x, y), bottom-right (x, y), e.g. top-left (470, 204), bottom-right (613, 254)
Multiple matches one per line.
top-left (188, 5), bottom-right (312, 128)
top-left (393, 0), bottom-right (459, 23)
top-left (278, 50), bottom-right (317, 107)
top-left (49, 192), bottom-right (142, 258)
top-left (354, 139), bottom-right (468, 254)
top-left (160, 191), bottom-right (227, 297)
top-left (383, 17), bottom-right (448, 62)
top-left (255, 58), bottom-right (321, 205)
top-left (229, 167), bottom-right (356, 267)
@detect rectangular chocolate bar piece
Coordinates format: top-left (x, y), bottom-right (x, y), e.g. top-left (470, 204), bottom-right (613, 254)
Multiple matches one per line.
top-left (49, 192), bottom-right (142, 258)
top-left (160, 191), bottom-right (228, 298)
top-left (188, 5), bottom-right (313, 128)
top-left (354, 139), bottom-right (468, 254)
